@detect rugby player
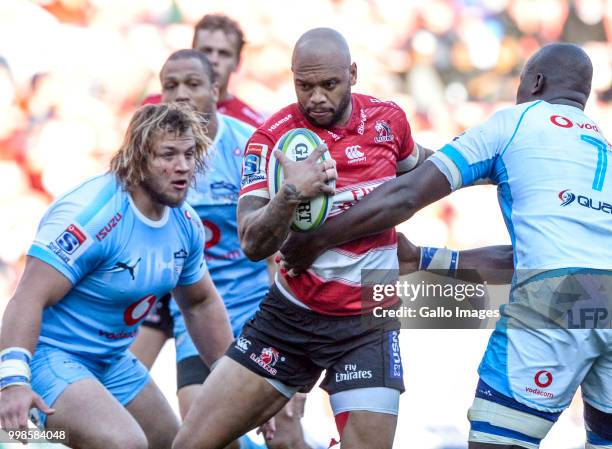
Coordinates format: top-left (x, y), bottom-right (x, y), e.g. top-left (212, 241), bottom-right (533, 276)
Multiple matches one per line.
top-left (143, 14), bottom-right (264, 127)
top-left (0, 103), bottom-right (233, 449)
top-left (171, 27), bottom-right (435, 449)
top-left (132, 49), bottom-right (311, 449)
top-left (280, 43), bottom-right (612, 449)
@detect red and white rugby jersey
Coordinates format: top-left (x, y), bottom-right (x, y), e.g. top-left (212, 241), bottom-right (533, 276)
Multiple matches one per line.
top-left (239, 93), bottom-right (417, 316)
top-left (217, 96), bottom-right (265, 128)
top-left (140, 93), bottom-right (264, 128)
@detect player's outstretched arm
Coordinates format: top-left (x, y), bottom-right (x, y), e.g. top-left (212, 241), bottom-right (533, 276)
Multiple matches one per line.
top-left (238, 145), bottom-right (337, 261)
top-left (281, 160), bottom-right (448, 273)
top-left (173, 274), bottom-right (233, 367)
top-left (397, 233), bottom-right (514, 284)
top-left (0, 257), bottom-right (70, 432)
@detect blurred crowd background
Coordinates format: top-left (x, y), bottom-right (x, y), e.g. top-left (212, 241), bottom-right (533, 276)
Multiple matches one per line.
top-left (0, 0), bottom-right (610, 448)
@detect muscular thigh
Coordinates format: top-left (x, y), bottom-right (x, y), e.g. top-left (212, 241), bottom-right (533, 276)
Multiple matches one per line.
top-left (174, 357), bottom-right (289, 449)
top-left (126, 379), bottom-right (179, 449)
top-left (46, 379), bottom-right (147, 449)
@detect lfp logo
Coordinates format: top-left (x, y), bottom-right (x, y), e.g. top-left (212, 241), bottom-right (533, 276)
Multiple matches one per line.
top-left (558, 189), bottom-right (576, 206)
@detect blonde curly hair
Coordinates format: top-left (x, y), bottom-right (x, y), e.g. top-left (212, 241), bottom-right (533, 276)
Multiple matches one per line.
top-left (110, 103), bottom-right (211, 189)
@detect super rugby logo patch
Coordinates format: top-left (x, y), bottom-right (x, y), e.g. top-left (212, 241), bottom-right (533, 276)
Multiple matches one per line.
top-left (47, 223), bottom-right (93, 265)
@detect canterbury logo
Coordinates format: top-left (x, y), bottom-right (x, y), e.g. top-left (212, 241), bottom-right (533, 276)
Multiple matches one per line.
top-left (345, 145), bottom-right (365, 162)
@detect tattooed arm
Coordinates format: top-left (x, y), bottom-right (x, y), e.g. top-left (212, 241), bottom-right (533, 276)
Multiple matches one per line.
top-left (238, 145), bottom-right (337, 261)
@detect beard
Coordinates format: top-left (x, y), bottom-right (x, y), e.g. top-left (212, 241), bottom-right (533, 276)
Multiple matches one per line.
top-left (141, 177), bottom-right (186, 208)
top-left (302, 89), bottom-right (352, 128)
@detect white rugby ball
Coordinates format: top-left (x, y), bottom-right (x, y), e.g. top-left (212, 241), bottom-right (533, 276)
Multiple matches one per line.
top-left (268, 128), bottom-right (335, 232)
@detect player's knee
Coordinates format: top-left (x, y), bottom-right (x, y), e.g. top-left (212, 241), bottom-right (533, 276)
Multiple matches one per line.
top-left (148, 424), bottom-right (178, 449)
top-left (172, 428), bottom-right (208, 449)
top-left (584, 401), bottom-right (612, 448)
top-left (104, 432), bottom-right (148, 449)
top-left (468, 379), bottom-right (560, 449)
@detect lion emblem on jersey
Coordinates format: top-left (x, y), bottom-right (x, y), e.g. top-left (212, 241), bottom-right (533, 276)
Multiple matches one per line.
top-left (260, 347), bottom-right (280, 367)
top-left (374, 120), bottom-right (394, 143)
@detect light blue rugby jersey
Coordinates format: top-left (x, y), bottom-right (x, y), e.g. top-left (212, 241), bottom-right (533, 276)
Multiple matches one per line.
top-left (431, 100), bottom-right (612, 270)
top-left (28, 173), bottom-right (206, 356)
top-left (185, 114), bottom-right (268, 335)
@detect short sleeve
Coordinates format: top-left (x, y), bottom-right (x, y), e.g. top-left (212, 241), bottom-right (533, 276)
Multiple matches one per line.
top-left (239, 131), bottom-right (275, 200)
top-left (27, 202), bottom-right (100, 285)
top-left (177, 207), bottom-right (208, 286)
top-left (394, 108), bottom-right (417, 173)
top-left (430, 108), bottom-right (513, 190)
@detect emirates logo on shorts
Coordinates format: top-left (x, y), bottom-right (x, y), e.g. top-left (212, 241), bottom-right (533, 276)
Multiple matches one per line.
top-left (534, 370), bottom-right (553, 388)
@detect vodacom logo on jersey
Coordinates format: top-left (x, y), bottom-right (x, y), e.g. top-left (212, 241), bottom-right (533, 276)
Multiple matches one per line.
top-left (550, 115), bottom-right (600, 132)
top-left (124, 294), bottom-right (157, 325)
top-left (345, 145), bottom-right (366, 164)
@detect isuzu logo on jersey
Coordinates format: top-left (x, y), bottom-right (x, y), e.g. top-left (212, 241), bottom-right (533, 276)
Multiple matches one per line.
top-left (374, 120), bottom-right (394, 143)
top-left (345, 145), bottom-right (366, 164)
top-left (558, 189), bottom-right (612, 215)
top-left (550, 115), bottom-right (600, 132)
top-left (96, 212), bottom-right (122, 242)
top-left (124, 294), bottom-right (157, 325)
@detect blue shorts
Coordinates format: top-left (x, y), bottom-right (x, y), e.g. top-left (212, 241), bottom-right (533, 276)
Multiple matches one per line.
top-left (30, 344), bottom-right (150, 427)
top-left (469, 270), bottom-right (612, 448)
top-left (170, 297), bottom-right (259, 363)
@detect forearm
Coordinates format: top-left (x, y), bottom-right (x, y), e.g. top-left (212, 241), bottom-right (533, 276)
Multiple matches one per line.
top-left (457, 245), bottom-right (514, 284)
top-left (312, 177), bottom-right (417, 253)
top-left (182, 294), bottom-right (233, 367)
top-left (240, 187), bottom-right (299, 261)
top-left (311, 161), bottom-right (449, 253)
top-left (0, 298), bottom-right (44, 353)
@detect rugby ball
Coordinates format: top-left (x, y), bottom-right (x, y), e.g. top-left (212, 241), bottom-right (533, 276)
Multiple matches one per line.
top-left (268, 128), bottom-right (335, 232)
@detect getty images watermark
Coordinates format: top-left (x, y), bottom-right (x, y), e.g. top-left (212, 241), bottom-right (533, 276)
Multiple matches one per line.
top-left (360, 269), bottom-right (612, 330)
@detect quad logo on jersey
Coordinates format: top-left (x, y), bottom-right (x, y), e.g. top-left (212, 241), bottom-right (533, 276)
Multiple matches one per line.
top-left (345, 145), bottom-right (366, 164)
top-left (558, 189), bottom-right (612, 215)
top-left (124, 294), bottom-right (157, 326)
top-left (374, 120), bottom-right (394, 143)
top-left (558, 189), bottom-right (576, 206)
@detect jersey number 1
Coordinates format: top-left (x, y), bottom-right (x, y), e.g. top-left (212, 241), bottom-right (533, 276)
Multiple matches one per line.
top-left (581, 134), bottom-right (608, 191)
